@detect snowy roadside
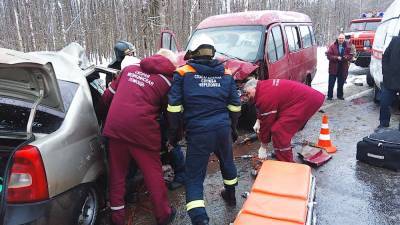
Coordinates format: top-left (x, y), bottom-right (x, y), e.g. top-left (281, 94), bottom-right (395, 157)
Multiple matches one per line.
top-left (312, 47), bottom-right (370, 96)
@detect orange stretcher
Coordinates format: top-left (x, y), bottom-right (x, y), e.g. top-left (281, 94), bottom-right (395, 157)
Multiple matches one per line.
top-left (234, 160), bottom-right (316, 225)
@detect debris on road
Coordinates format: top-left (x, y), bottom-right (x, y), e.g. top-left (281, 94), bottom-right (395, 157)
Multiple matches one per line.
top-left (298, 144), bottom-right (332, 167)
top-left (238, 133), bottom-right (258, 145)
top-left (241, 191), bottom-right (250, 199)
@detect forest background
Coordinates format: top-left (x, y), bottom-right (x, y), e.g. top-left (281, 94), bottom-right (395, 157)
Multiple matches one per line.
top-left (0, 0), bottom-right (393, 63)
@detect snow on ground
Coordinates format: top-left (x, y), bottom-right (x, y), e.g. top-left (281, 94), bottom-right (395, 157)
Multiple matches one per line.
top-left (312, 47), bottom-right (369, 95)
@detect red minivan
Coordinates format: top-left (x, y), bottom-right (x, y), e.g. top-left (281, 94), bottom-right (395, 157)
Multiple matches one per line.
top-left (161, 10), bottom-right (317, 126)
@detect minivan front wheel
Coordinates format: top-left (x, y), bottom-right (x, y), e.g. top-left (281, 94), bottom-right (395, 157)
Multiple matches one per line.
top-left (74, 185), bottom-right (99, 225)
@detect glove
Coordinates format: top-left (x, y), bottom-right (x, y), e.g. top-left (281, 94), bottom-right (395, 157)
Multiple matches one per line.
top-left (229, 111), bottom-right (241, 142)
top-left (258, 143), bottom-right (268, 160)
top-left (253, 119), bottom-right (260, 133)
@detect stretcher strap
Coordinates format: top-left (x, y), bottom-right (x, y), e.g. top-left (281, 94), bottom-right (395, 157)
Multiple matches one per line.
top-left (186, 200), bottom-right (205, 211)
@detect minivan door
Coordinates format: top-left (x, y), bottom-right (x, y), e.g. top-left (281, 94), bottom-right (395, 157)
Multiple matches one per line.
top-left (284, 25), bottom-right (305, 82)
top-left (160, 30), bottom-right (181, 53)
top-left (265, 24), bottom-right (290, 80)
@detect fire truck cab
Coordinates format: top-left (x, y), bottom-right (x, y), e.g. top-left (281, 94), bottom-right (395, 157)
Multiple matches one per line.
top-left (345, 13), bottom-right (382, 69)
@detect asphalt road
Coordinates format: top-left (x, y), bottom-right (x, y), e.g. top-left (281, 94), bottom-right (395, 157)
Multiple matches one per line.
top-left (98, 65), bottom-right (400, 225)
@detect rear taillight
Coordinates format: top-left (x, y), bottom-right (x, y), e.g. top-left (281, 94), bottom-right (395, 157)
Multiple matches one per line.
top-left (7, 145), bottom-right (49, 203)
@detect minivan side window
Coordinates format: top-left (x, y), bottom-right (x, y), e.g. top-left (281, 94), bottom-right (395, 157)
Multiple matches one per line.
top-left (285, 26), bottom-right (301, 52)
top-left (300, 25), bottom-right (312, 48)
top-left (267, 26), bottom-right (285, 63)
top-left (308, 26), bottom-right (317, 45)
top-left (292, 26), bottom-right (301, 50)
top-left (271, 26), bottom-right (285, 60)
top-left (267, 31), bottom-right (277, 63)
top-left (285, 26), bottom-right (295, 52)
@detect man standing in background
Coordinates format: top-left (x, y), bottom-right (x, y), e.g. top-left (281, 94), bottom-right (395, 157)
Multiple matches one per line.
top-left (326, 33), bottom-right (352, 100)
top-left (377, 35), bottom-right (400, 130)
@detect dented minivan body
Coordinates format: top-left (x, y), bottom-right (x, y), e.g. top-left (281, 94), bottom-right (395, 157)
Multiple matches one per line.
top-left (161, 10), bottom-right (317, 126)
top-left (0, 43), bottom-right (114, 225)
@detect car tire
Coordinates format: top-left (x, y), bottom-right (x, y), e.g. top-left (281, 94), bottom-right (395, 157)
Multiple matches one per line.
top-left (374, 84), bottom-right (381, 104)
top-left (73, 185), bottom-right (99, 225)
top-left (366, 70), bottom-right (374, 87)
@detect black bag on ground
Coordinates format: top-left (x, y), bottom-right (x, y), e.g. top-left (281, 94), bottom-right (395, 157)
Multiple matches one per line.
top-left (356, 129), bottom-right (400, 171)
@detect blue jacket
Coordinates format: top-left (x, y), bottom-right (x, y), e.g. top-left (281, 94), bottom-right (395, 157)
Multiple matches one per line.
top-left (167, 59), bottom-right (241, 134)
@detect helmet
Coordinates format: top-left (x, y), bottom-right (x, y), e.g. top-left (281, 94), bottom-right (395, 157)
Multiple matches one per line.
top-left (185, 34), bottom-right (216, 60)
top-left (114, 41), bottom-right (136, 62)
top-left (188, 34), bottom-right (215, 51)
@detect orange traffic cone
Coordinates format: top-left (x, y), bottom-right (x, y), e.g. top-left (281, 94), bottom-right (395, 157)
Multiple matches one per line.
top-left (316, 114), bottom-right (337, 153)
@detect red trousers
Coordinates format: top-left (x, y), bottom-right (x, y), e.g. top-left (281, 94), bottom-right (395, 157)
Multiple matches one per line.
top-left (108, 138), bottom-right (171, 225)
top-left (269, 104), bottom-right (317, 163)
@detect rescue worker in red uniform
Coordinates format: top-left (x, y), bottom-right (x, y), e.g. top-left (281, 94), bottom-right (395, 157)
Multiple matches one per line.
top-left (167, 37), bottom-right (241, 225)
top-left (102, 49), bottom-right (177, 225)
top-left (243, 79), bottom-right (325, 162)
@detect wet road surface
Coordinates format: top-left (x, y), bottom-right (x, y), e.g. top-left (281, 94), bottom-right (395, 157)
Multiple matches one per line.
top-left (98, 69), bottom-right (400, 224)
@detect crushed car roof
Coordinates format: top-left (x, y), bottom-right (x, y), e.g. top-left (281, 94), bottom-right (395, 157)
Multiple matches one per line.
top-left (0, 42), bottom-right (92, 83)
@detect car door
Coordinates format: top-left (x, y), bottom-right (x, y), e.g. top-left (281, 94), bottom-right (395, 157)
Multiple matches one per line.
top-left (265, 24), bottom-right (290, 80)
top-left (160, 30), bottom-right (181, 53)
top-left (284, 25), bottom-right (305, 82)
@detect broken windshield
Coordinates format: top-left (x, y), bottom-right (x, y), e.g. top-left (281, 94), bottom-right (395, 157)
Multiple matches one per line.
top-left (186, 25), bottom-right (264, 62)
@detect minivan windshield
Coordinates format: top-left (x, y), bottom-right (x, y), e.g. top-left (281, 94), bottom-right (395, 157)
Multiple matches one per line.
top-left (350, 21), bottom-right (380, 31)
top-left (186, 25), bottom-right (264, 62)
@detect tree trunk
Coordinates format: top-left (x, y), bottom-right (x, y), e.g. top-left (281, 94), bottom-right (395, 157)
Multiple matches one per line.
top-left (12, 1), bottom-right (24, 51)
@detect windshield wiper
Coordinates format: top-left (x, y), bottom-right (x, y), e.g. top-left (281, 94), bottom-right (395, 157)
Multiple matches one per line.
top-left (216, 50), bottom-right (248, 63)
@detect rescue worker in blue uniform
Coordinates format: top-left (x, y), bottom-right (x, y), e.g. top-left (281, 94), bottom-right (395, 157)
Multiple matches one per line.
top-left (167, 37), bottom-right (241, 225)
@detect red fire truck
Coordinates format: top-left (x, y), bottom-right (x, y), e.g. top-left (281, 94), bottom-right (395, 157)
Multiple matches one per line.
top-left (345, 12), bottom-right (383, 86)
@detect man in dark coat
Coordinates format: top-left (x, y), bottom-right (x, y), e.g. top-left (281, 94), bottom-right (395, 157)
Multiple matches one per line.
top-left (243, 79), bottom-right (325, 162)
top-left (102, 49), bottom-right (177, 225)
top-left (167, 39), bottom-right (241, 225)
top-left (378, 35), bottom-right (400, 130)
top-left (326, 33), bottom-right (353, 100)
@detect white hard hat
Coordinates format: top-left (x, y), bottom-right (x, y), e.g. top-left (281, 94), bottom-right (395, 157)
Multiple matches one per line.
top-left (188, 34), bottom-right (215, 51)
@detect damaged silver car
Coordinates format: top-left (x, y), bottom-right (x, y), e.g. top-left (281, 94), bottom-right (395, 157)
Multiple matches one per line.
top-left (0, 43), bottom-right (117, 225)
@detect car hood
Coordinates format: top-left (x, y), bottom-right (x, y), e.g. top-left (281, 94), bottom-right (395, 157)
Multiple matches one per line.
top-left (176, 52), bottom-right (259, 81)
top-left (0, 48), bottom-right (65, 112)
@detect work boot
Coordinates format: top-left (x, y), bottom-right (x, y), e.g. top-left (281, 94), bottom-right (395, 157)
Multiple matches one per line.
top-left (194, 219), bottom-right (209, 225)
top-left (221, 189), bottom-right (236, 206)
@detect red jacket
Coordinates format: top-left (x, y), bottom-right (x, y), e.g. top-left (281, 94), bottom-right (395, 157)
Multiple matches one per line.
top-left (326, 40), bottom-right (352, 77)
top-left (102, 54), bottom-right (175, 151)
top-left (255, 79), bottom-right (325, 144)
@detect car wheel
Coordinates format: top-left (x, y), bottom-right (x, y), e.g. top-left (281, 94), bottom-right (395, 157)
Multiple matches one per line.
top-left (74, 185), bottom-right (99, 225)
top-left (374, 84), bottom-right (381, 104)
top-left (366, 70), bottom-right (374, 87)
